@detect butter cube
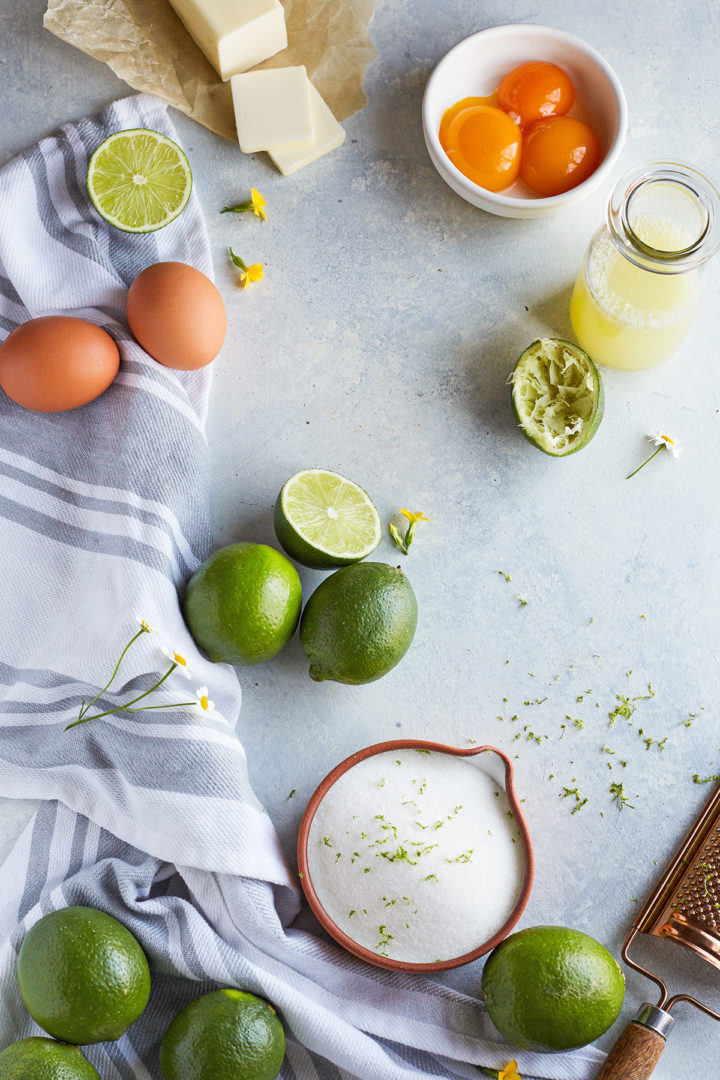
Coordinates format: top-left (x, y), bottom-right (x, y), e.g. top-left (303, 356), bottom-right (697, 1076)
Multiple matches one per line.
top-left (231, 66), bottom-right (313, 153)
top-left (268, 83), bottom-right (345, 175)
top-left (167, 0), bottom-right (287, 81)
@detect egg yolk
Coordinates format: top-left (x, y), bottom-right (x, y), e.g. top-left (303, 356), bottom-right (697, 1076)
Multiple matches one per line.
top-left (520, 116), bottom-right (601, 197)
top-left (497, 61), bottom-right (575, 127)
top-left (440, 104), bottom-right (521, 192)
top-left (438, 95), bottom-right (496, 145)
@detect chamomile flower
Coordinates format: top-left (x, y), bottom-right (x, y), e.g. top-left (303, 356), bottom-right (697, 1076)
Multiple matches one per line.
top-left (627, 431), bottom-right (683, 479)
top-left (649, 431), bottom-right (682, 457)
top-left (160, 644), bottom-right (193, 678)
top-left (195, 686), bottom-right (215, 713)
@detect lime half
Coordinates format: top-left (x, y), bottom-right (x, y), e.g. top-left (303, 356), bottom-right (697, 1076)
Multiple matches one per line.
top-left (87, 129), bottom-right (192, 233)
top-left (274, 469), bottom-right (382, 569)
top-left (511, 338), bottom-right (604, 456)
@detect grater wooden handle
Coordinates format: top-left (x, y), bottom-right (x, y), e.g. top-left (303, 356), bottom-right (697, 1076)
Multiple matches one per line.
top-left (596, 1021), bottom-right (665, 1080)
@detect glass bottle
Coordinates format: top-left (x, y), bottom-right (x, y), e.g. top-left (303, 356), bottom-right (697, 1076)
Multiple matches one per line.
top-left (570, 161), bottom-right (720, 370)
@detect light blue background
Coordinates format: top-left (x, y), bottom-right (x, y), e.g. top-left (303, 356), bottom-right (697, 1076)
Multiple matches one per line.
top-left (2, 1), bottom-right (720, 1075)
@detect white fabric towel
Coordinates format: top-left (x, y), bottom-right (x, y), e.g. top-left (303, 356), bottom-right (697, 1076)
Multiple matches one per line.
top-left (0, 93), bottom-right (607, 1080)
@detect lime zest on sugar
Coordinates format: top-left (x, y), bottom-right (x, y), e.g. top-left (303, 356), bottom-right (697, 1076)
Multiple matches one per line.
top-left (64, 618), bottom-right (211, 731)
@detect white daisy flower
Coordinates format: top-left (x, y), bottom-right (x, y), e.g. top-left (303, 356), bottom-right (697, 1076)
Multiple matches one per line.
top-left (159, 643), bottom-right (193, 679)
top-left (195, 686), bottom-right (216, 713)
top-left (649, 432), bottom-right (682, 458)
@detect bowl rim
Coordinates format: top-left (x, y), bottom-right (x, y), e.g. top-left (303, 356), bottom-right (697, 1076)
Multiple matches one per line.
top-left (422, 22), bottom-right (629, 210)
top-left (297, 738), bottom-right (535, 972)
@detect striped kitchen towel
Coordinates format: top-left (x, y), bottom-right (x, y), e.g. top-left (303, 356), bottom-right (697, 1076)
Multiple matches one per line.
top-left (0, 94), bottom-right (606, 1080)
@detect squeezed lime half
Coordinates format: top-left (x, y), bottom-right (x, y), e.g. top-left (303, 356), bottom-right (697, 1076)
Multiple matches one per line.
top-left (510, 338), bottom-right (604, 456)
top-left (274, 469), bottom-right (381, 569)
top-left (87, 129), bottom-right (192, 233)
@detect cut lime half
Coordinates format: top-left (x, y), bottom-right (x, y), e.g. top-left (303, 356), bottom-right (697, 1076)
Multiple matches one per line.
top-left (87, 129), bottom-right (192, 233)
top-left (511, 338), bottom-right (604, 456)
top-left (274, 469), bottom-right (382, 569)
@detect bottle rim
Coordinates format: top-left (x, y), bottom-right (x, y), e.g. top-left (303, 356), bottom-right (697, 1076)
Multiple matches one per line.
top-left (606, 161), bottom-right (720, 274)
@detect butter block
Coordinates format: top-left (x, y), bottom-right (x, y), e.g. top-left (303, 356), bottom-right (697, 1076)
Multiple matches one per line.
top-left (167, 0), bottom-right (287, 81)
top-left (268, 83), bottom-right (346, 175)
top-left (231, 66), bottom-right (313, 153)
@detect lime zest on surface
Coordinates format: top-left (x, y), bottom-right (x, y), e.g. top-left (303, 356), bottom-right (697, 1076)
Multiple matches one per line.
top-left (511, 338), bottom-right (603, 456)
top-left (87, 129), bottom-right (192, 233)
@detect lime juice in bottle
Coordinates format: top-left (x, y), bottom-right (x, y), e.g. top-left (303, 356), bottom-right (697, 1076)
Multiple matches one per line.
top-left (570, 162), bottom-right (720, 370)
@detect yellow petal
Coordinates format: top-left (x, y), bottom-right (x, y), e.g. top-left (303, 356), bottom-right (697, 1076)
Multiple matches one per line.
top-left (399, 509), bottom-right (433, 524)
top-left (248, 263), bottom-right (264, 282)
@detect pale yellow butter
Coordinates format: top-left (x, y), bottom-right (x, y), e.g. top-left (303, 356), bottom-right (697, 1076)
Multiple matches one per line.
top-left (268, 83), bottom-right (346, 175)
top-left (231, 66), bottom-right (313, 153)
top-left (167, 0), bottom-right (287, 81)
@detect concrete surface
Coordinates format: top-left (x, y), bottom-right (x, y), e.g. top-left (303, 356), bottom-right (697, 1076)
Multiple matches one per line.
top-left (2, 0), bottom-right (720, 1074)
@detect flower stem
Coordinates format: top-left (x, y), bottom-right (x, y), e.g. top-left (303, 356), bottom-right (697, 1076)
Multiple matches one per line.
top-left (77, 627), bottom-right (147, 720)
top-left (65, 663), bottom-right (178, 730)
top-left (626, 445), bottom-right (663, 480)
top-left (122, 702), bottom-right (196, 712)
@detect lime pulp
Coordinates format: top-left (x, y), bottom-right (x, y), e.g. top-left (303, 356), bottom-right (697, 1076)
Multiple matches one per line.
top-left (510, 338), bottom-right (604, 456)
top-left (86, 129), bottom-right (192, 233)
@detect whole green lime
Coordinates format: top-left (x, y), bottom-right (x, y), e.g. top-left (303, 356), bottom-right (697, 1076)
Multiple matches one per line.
top-left (299, 562), bottom-right (417, 684)
top-left (481, 925), bottom-right (625, 1052)
top-left (0, 1039), bottom-right (101, 1080)
top-left (17, 906), bottom-right (151, 1045)
top-left (183, 543), bottom-right (302, 665)
top-left (159, 988), bottom-right (285, 1080)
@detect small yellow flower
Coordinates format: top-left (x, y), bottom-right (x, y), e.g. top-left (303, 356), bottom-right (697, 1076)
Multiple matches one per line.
top-left (239, 263), bottom-right (264, 289)
top-left (390, 508), bottom-right (433, 555)
top-left (399, 509), bottom-right (434, 525)
top-left (137, 617), bottom-right (153, 633)
top-left (250, 188), bottom-right (267, 221)
top-left (498, 1061), bottom-right (522, 1080)
top-left (229, 247), bottom-right (264, 289)
top-left (221, 188), bottom-right (267, 222)
top-left (195, 685), bottom-right (215, 712)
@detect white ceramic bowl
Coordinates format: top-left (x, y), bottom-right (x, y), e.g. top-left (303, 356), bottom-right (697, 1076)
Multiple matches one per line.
top-left (422, 23), bottom-right (628, 218)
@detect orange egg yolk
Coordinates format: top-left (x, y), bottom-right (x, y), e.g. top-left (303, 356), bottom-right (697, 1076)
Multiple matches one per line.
top-left (440, 104), bottom-right (521, 192)
top-left (520, 116), bottom-right (601, 197)
top-left (438, 94), bottom-right (496, 145)
top-left (497, 61), bottom-right (575, 127)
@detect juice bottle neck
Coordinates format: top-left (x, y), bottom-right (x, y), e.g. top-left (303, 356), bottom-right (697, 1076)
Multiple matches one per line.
top-left (606, 161), bottom-right (720, 275)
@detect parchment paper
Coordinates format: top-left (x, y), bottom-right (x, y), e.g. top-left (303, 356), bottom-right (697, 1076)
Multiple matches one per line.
top-left (43, 0), bottom-right (377, 141)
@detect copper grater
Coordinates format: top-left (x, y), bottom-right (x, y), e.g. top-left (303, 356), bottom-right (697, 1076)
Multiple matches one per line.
top-left (598, 780), bottom-right (720, 1080)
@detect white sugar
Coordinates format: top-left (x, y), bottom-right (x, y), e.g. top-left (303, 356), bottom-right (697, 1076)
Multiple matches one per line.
top-left (307, 750), bottom-right (525, 963)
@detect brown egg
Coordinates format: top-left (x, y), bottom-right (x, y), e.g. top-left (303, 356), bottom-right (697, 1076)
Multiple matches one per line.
top-left (0, 316), bottom-right (120, 413)
top-left (126, 261), bottom-right (227, 371)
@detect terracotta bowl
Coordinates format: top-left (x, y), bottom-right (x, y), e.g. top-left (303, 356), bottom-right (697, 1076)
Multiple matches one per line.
top-left (297, 738), bottom-right (534, 972)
